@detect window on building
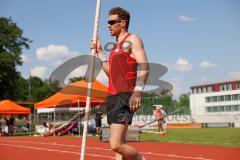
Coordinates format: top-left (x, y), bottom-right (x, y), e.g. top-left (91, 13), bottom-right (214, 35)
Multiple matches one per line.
top-left (227, 84), bottom-right (232, 90)
top-left (211, 96), bottom-right (218, 102)
top-left (194, 88), bottom-right (197, 94)
top-left (225, 95), bottom-right (232, 101)
top-left (219, 106), bottom-right (225, 112)
top-left (206, 107), bottom-right (212, 112)
top-left (206, 97), bottom-right (211, 103)
top-left (207, 86), bottom-right (212, 92)
top-left (218, 96), bottom-right (224, 102)
top-left (206, 105), bottom-right (239, 113)
top-left (220, 85), bottom-right (224, 91)
top-left (202, 87), bottom-right (206, 93)
top-left (232, 105), bottom-right (239, 111)
top-left (197, 88), bottom-right (201, 93)
top-left (220, 84), bottom-right (226, 91)
top-left (191, 88), bottom-right (196, 94)
top-left (237, 83), bottom-right (240, 90)
top-left (225, 106), bottom-right (231, 112)
top-left (220, 84), bottom-right (232, 91)
top-left (225, 84), bottom-right (228, 90)
top-left (213, 106), bottom-right (218, 112)
top-left (232, 94), bottom-right (239, 101)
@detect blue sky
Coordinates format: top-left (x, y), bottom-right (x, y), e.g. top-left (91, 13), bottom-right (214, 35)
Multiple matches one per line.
top-left (1, 0), bottom-right (240, 97)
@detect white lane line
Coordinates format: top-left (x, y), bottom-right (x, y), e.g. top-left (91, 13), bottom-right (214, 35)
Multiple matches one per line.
top-left (0, 140), bottom-right (216, 160)
top-left (0, 143), bottom-right (114, 159)
top-left (0, 139), bottom-right (111, 151)
top-left (142, 152), bottom-right (215, 160)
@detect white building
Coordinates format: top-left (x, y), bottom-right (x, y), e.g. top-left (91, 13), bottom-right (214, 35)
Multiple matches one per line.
top-left (190, 80), bottom-right (240, 124)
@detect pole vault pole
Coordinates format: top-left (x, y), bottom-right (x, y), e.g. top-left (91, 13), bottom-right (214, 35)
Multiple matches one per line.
top-left (80, 0), bottom-right (101, 160)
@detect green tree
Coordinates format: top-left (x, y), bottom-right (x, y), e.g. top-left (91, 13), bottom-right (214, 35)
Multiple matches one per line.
top-left (0, 17), bottom-right (31, 100)
top-left (141, 93), bottom-right (174, 114)
top-left (157, 95), bottom-right (174, 113)
top-left (15, 76), bottom-right (29, 101)
top-left (29, 76), bottom-right (55, 102)
top-left (176, 94), bottom-right (190, 114)
top-left (68, 76), bottom-right (85, 83)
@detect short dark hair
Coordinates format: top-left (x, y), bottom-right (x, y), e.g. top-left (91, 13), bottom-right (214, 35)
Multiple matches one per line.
top-left (109, 7), bottom-right (130, 30)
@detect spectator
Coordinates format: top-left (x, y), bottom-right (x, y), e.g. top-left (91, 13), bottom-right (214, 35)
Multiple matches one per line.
top-left (24, 116), bottom-right (31, 132)
top-left (4, 116), bottom-right (10, 136)
top-left (93, 106), bottom-right (103, 136)
top-left (9, 115), bottom-right (15, 136)
top-left (0, 119), bottom-right (2, 136)
top-left (42, 121), bottom-right (48, 132)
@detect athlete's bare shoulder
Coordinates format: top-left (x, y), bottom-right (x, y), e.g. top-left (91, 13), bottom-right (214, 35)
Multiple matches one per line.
top-left (128, 34), bottom-right (142, 42)
top-left (127, 34), bottom-right (144, 50)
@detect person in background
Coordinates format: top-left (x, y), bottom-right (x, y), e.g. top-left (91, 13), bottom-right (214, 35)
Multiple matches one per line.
top-left (9, 115), bottom-right (15, 136)
top-left (4, 116), bottom-right (10, 136)
top-left (0, 117), bottom-right (2, 136)
top-left (93, 106), bottom-right (103, 136)
top-left (24, 116), bottom-right (31, 132)
top-left (154, 105), bottom-right (167, 135)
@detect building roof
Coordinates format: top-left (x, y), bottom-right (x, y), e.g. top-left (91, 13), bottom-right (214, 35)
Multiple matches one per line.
top-left (191, 79), bottom-right (240, 89)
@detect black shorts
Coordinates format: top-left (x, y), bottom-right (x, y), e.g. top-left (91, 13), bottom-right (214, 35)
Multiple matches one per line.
top-left (106, 92), bottom-right (133, 125)
top-left (95, 119), bottom-right (102, 127)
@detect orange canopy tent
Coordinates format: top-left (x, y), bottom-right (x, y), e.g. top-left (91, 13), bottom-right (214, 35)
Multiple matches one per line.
top-left (34, 80), bottom-right (108, 109)
top-left (0, 99), bottom-right (31, 114)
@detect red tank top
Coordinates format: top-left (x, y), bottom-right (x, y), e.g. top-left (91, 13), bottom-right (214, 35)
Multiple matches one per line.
top-left (108, 33), bottom-right (137, 95)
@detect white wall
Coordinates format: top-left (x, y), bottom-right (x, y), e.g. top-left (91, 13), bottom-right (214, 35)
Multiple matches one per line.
top-left (190, 89), bottom-right (240, 123)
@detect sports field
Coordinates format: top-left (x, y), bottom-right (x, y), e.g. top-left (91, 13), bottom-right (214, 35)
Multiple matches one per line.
top-left (1, 128), bottom-right (240, 160)
top-left (141, 128), bottom-right (240, 147)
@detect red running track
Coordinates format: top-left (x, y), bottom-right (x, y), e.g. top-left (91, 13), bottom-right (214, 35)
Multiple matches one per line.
top-left (0, 136), bottom-right (240, 160)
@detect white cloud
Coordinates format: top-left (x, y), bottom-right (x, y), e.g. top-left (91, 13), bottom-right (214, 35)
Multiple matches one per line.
top-left (36, 44), bottom-right (78, 61)
top-left (30, 66), bottom-right (47, 79)
top-left (21, 54), bottom-right (31, 63)
top-left (199, 60), bottom-right (217, 68)
top-left (175, 58), bottom-right (192, 71)
top-left (178, 15), bottom-right (195, 22)
top-left (228, 72), bottom-right (240, 79)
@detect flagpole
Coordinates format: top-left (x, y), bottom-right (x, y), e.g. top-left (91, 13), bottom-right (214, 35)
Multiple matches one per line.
top-left (80, 0), bottom-right (101, 159)
top-left (29, 71), bottom-right (32, 135)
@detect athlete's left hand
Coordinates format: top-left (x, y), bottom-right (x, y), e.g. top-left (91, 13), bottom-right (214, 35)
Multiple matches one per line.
top-left (129, 91), bottom-right (142, 112)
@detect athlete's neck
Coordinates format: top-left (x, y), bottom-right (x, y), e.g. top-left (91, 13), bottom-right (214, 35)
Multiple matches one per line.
top-left (116, 31), bottom-right (129, 42)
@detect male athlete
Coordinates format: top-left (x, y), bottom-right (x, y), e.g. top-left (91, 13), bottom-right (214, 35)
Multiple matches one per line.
top-left (91, 7), bottom-right (149, 160)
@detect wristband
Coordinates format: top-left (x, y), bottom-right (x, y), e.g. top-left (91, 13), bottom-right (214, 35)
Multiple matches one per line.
top-left (134, 81), bottom-right (145, 92)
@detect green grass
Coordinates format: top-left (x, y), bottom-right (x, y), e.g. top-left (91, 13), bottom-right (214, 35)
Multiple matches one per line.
top-left (140, 128), bottom-right (240, 147)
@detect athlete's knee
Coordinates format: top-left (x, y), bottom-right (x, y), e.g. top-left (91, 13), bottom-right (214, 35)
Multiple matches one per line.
top-left (110, 141), bottom-right (122, 152)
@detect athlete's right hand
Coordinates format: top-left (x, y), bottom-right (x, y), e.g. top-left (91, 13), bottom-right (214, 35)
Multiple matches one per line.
top-left (90, 39), bottom-right (103, 53)
top-left (129, 90), bottom-right (142, 112)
